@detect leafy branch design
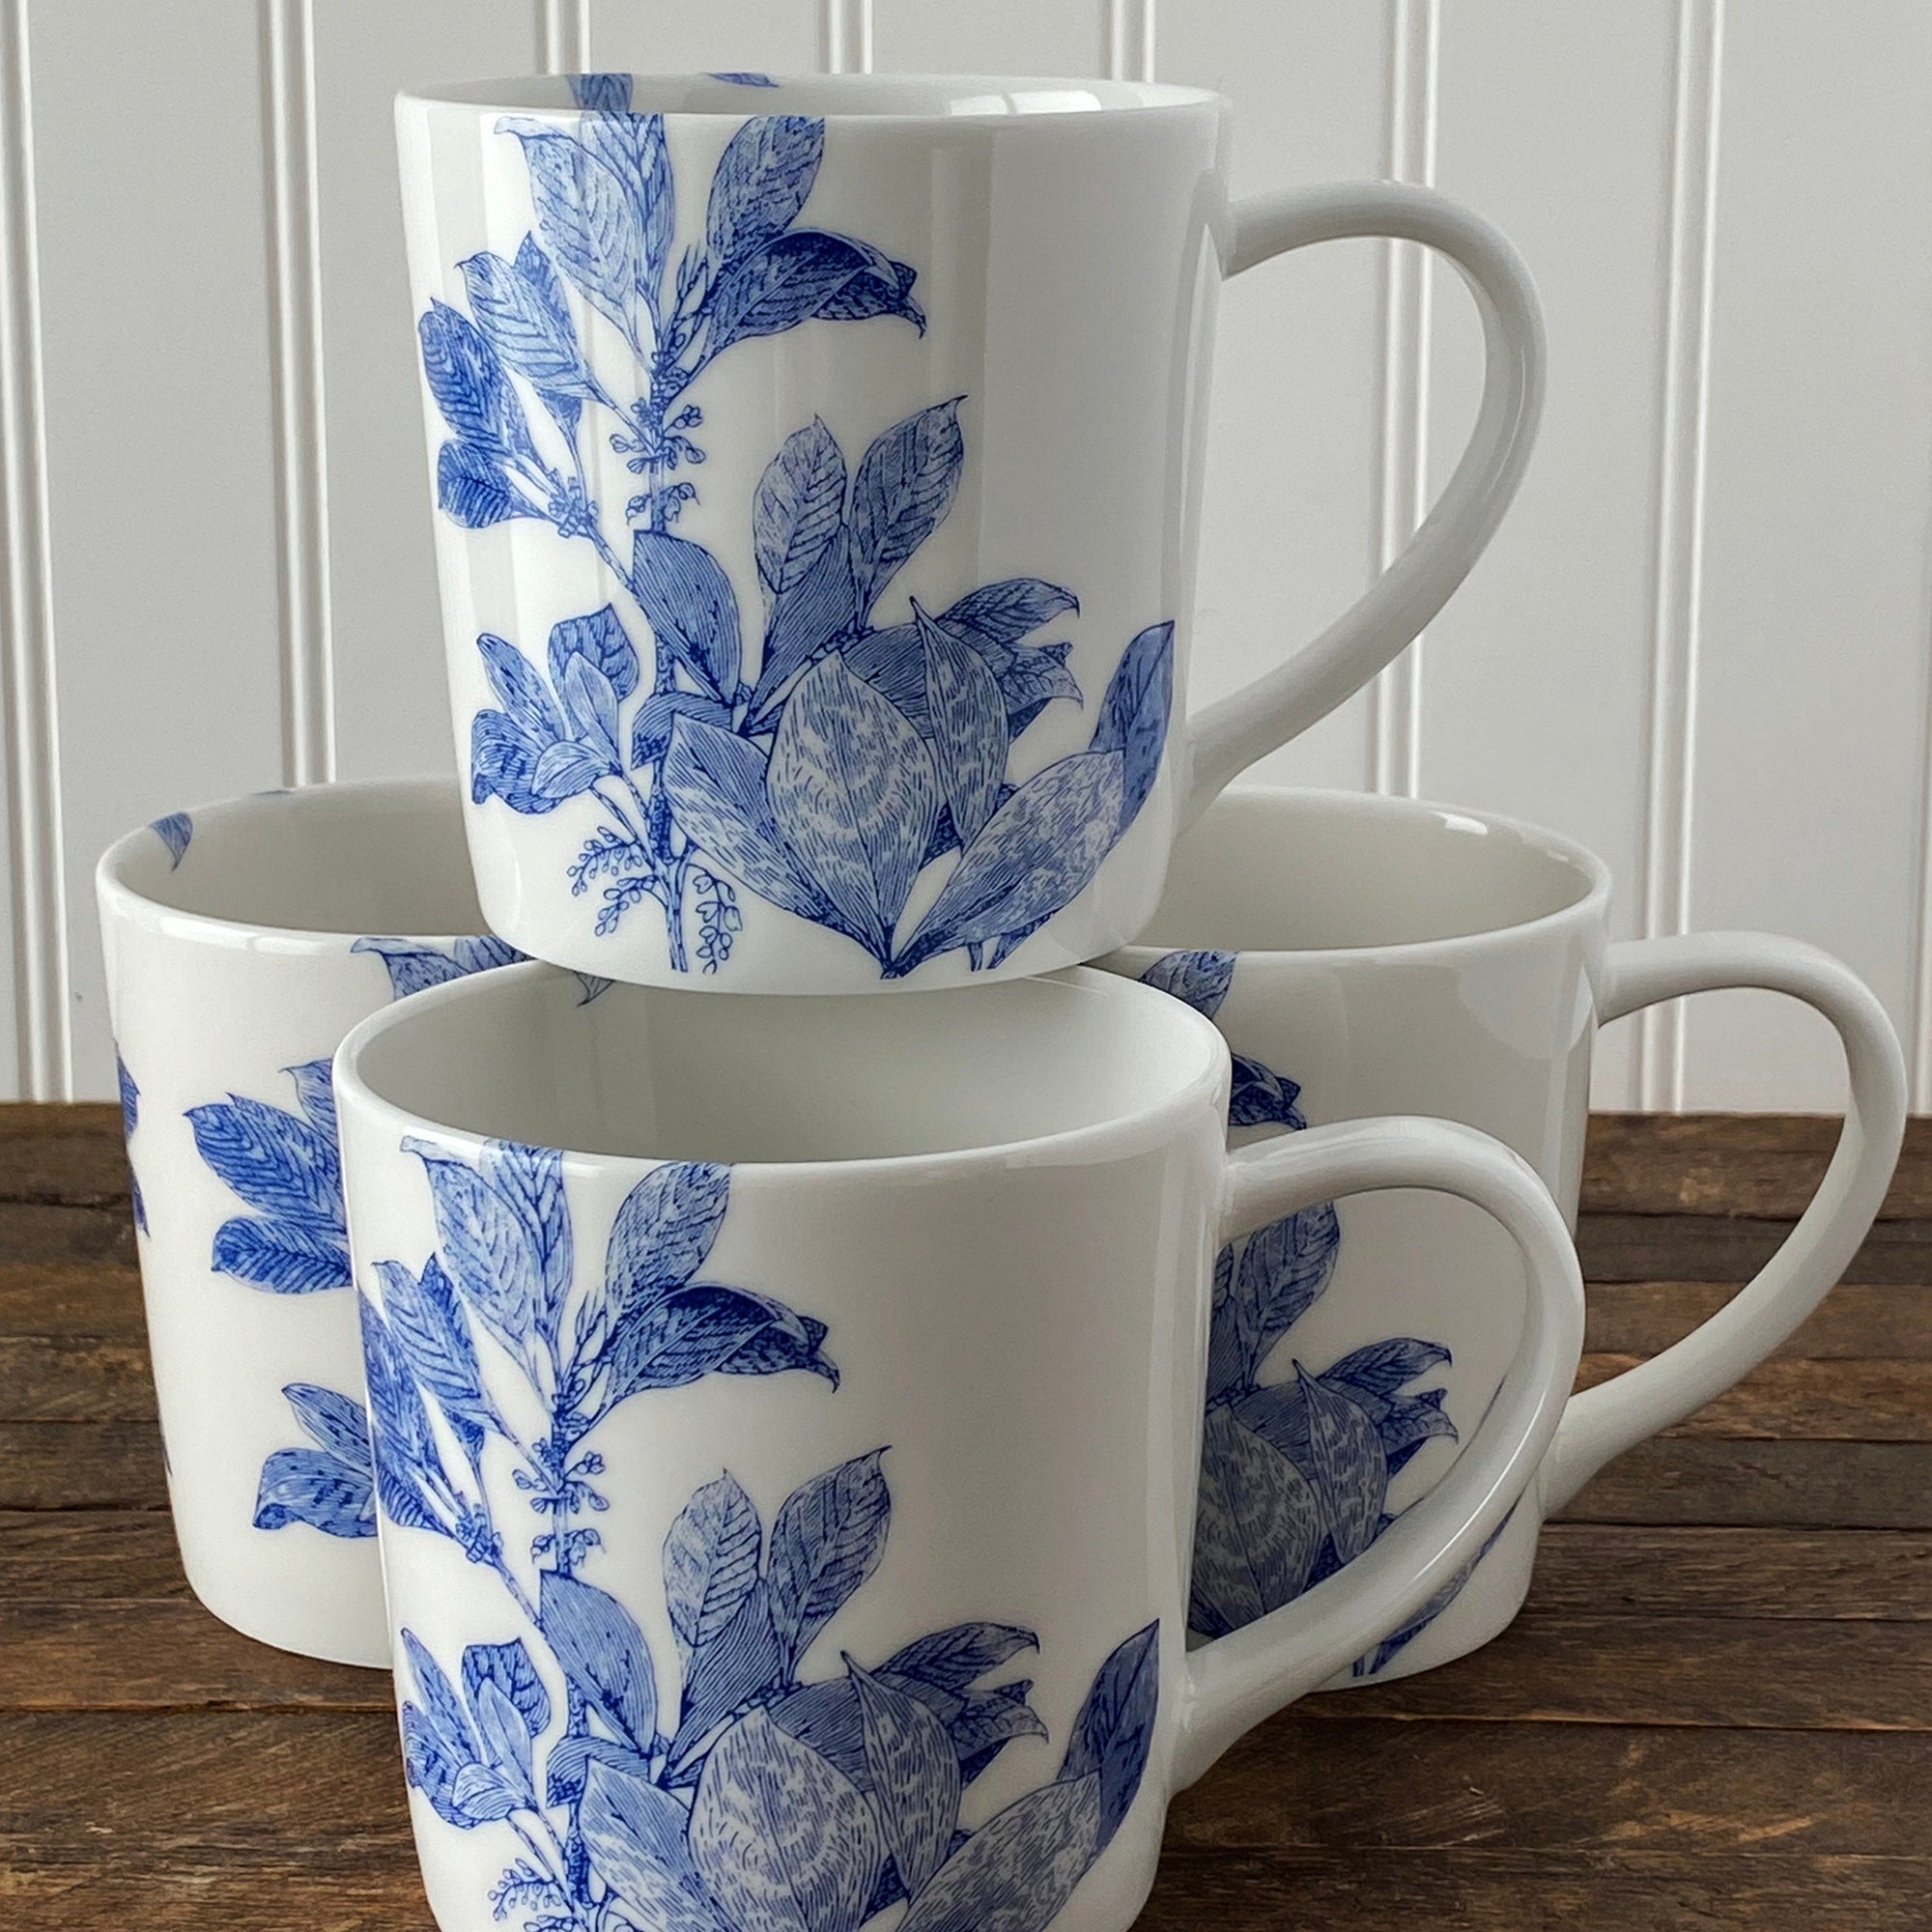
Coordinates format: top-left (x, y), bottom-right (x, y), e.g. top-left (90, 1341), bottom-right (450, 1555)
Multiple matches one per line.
top-left (180, 931), bottom-right (523, 1542)
top-left (1139, 952), bottom-right (1471, 1672)
top-left (424, 74), bottom-right (1176, 975)
top-left (117, 1050), bottom-right (147, 1236)
top-left (366, 1136), bottom-right (1158, 1931)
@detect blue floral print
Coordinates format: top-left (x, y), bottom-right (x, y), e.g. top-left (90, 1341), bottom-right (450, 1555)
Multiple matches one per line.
top-left (424, 74), bottom-right (1176, 974)
top-left (182, 933), bottom-right (517, 1541)
top-left (368, 1137), bottom-right (1158, 1930)
top-left (1140, 951), bottom-right (1468, 1669)
top-left (116, 1049), bottom-right (147, 1236)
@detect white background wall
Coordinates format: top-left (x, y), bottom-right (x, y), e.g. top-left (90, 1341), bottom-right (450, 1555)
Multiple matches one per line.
top-left (2, 0), bottom-right (1928, 1109)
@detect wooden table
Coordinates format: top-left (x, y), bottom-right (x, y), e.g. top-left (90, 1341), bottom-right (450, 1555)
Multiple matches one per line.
top-left (3, 1108), bottom-right (1929, 1929)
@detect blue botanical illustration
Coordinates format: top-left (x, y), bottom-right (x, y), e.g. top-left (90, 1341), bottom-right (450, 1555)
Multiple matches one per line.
top-left (353, 932), bottom-right (524, 997)
top-left (185, 934), bottom-right (517, 1540)
top-left (254, 1382), bottom-right (376, 1539)
top-left (367, 1139), bottom-right (1158, 1930)
top-left (116, 1049), bottom-right (147, 1236)
top-left (423, 76), bottom-right (1175, 973)
top-left (189, 1057), bottom-right (351, 1295)
top-left (150, 810), bottom-right (192, 869)
top-left (1139, 952), bottom-right (1465, 1667)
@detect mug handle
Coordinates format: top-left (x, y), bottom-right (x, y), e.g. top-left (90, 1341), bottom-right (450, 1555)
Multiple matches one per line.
top-left (1173, 1114), bottom-right (1584, 1788)
top-left (1181, 183), bottom-right (1546, 822)
top-left (1539, 932), bottom-right (1907, 1514)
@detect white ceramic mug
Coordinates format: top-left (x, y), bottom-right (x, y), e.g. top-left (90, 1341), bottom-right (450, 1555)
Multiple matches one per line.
top-left (334, 963), bottom-right (1583, 1932)
top-left (1101, 787), bottom-right (1907, 1681)
top-left (397, 71), bottom-right (1543, 992)
top-left (94, 779), bottom-right (540, 1666)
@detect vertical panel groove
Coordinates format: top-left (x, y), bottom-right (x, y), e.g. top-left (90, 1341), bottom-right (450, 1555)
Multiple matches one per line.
top-left (822, 0), bottom-right (873, 74)
top-left (0, 0), bottom-right (67, 1098)
top-left (1368, 0), bottom-right (1438, 799)
top-left (1636, 0), bottom-right (1723, 1111)
top-left (1105, 0), bottom-right (1156, 81)
top-left (1911, 488), bottom-right (1932, 1110)
top-left (536, 0), bottom-right (591, 73)
top-left (262, 0), bottom-right (334, 787)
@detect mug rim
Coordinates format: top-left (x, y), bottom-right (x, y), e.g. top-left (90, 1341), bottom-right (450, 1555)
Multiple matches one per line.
top-left (397, 71), bottom-right (1225, 126)
top-left (95, 776), bottom-right (498, 956)
top-left (334, 959), bottom-right (1233, 1180)
top-left (1110, 784), bottom-right (1615, 968)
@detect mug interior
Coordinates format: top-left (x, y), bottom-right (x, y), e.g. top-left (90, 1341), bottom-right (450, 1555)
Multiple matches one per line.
top-left (1138, 788), bottom-right (1605, 954)
top-left (343, 966), bottom-right (1223, 1165)
top-left (406, 72), bottom-right (1217, 121)
top-left (100, 781), bottom-right (490, 941)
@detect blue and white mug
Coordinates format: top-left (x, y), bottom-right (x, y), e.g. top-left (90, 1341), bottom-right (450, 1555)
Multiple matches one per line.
top-left (397, 71), bottom-right (1544, 992)
top-left (333, 962), bottom-right (1582, 1932)
top-left (1102, 787), bottom-right (1906, 1682)
top-left (95, 780), bottom-right (531, 1665)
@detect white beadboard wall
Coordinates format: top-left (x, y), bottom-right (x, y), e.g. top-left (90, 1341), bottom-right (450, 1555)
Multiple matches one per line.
top-left (1, 0), bottom-right (1927, 1109)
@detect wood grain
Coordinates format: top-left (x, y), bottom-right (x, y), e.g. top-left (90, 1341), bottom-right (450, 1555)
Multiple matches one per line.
top-left (1583, 1112), bottom-right (1932, 1220)
top-left (1584, 1279), bottom-right (1932, 1357)
top-left (1526, 1524), bottom-right (1932, 1619)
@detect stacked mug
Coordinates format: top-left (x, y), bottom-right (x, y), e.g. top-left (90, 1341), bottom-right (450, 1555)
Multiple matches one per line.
top-left (97, 74), bottom-right (1907, 1932)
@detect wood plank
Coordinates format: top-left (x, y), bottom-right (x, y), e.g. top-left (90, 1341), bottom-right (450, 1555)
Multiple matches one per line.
top-left (1573, 1354), bottom-right (1932, 1440)
top-left (1170, 1718), bottom-right (1932, 1855)
top-left (1300, 1613), bottom-right (1932, 1730)
top-left (1586, 1279), bottom-right (1932, 1358)
top-left (1584, 1112), bottom-right (1932, 1220)
top-left (0, 1336), bottom-right (156, 1421)
top-left (0, 1513), bottom-right (187, 1599)
top-left (0, 1601), bottom-right (385, 1711)
top-left (0, 1108), bottom-right (125, 1208)
top-left (1526, 1524), bottom-right (1932, 1619)
top-left (0, 1264), bottom-right (144, 1339)
top-left (0, 1424), bottom-right (165, 1510)
top-left (7, 1589), bottom-right (1922, 1732)
top-left (6, 1851), bottom-right (1923, 1932)
top-left (1143, 1850), bottom-right (1932, 1932)
top-left (1577, 1212), bottom-right (1932, 1285)
top-left (6, 1854), bottom-right (1929, 1932)
top-left (5, 1712), bottom-right (1929, 1861)
top-left (0, 1203), bottom-right (135, 1267)
top-left (0, 1712), bottom-right (411, 1861)
top-left (1560, 1439), bottom-right (1932, 1528)
top-left (0, 1867), bottom-right (433, 1932)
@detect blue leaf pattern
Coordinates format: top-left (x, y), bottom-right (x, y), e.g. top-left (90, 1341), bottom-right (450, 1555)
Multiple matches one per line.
top-left (1138, 949), bottom-right (1235, 1020)
top-left (690, 1707), bottom-right (884, 1932)
top-left (664, 1471), bottom-right (763, 1660)
top-left (149, 811), bottom-right (192, 867)
top-left (252, 1383), bottom-right (376, 1539)
top-left (631, 529), bottom-right (743, 698)
top-left (1137, 952), bottom-right (1475, 1668)
top-left (706, 116), bottom-right (823, 264)
top-left (889, 752), bottom-right (1124, 976)
top-left (768, 1449), bottom-right (890, 1669)
top-left (768, 655), bottom-right (939, 959)
top-left (848, 1660), bottom-right (959, 1898)
top-left (366, 1138), bottom-right (1148, 1929)
top-left (850, 400), bottom-right (963, 615)
top-left (425, 103), bottom-right (1164, 976)
top-left (1089, 620), bottom-right (1175, 833)
top-left (116, 1049), bottom-right (147, 1236)
top-left (917, 603), bottom-right (1005, 849)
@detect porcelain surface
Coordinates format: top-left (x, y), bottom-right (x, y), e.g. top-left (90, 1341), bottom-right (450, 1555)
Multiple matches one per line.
top-left (334, 963), bottom-right (1583, 1932)
top-left (1101, 785), bottom-right (1908, 1682)
top-left (397, 71), bottom-right (1544, 990)
top-left (95, 779), bottom-right (546, 1667)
